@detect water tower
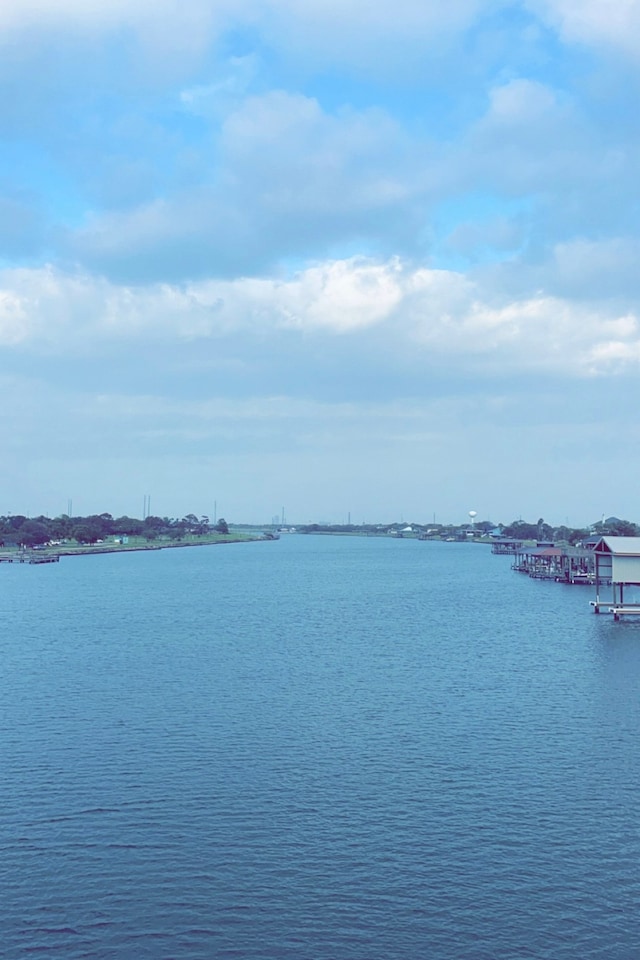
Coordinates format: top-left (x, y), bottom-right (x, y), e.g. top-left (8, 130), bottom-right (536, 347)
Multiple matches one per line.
top-left (469, 510), bottom-right (477, 533)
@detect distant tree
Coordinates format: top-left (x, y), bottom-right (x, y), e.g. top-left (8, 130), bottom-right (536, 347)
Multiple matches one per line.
top-left (502, 520), bottom-right (539, 540)
top-left (606, 519), bottom-right (638, 537)
top-left (535, 518), bottom-right (554, 541)
top-left (215, 518), bottom-right (229, 535)
top-left (97, 513), bottom-right (115, 535)
top-left (168, 517), bottom-right (186, 538)
top-left (553, 526), bottom-right (571, 543)
top-left (50, 515), bottom-right (74, 539)
top-left (113, 516), bottom-right (144, 536)
top-left (19, 520), bottom-right (50, 547)
top-left (4, 515), bottom-right (27, 532)
top-left (143, 515), bottom-right (164, 528)
top-left (85, 514), bottom-right (113, 538)
top-left (143, 515), bottom-right (166, 539)
top-left (72, 522), bottom-right (102, 544)
top-left (476, 520), bottom-right (494, 533)
top-left (554, 525), bottom-right (590, 545)
top-left (182, 514), bottom-right (199, 533)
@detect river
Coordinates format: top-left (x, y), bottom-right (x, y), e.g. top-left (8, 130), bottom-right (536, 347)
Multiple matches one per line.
top-left (2, 535), bottom-right (639, 958)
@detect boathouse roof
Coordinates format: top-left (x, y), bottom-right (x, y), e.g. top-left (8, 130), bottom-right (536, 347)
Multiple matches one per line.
top-left (593, 536), bottom-right (640, 556)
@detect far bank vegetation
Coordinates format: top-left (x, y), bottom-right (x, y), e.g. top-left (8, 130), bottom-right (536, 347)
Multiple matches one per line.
top-left (0, 513), bottom-right (230, 549)
top-left (296, 515), bottom-right (638, 544)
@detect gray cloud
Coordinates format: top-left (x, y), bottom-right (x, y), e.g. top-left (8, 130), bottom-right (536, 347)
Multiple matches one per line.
top-left (63, 92), bottom-right (429, 282)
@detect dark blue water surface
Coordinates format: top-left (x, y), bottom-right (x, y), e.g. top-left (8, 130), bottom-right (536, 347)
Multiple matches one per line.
top-left (2, 536), bottom-right (640, 959)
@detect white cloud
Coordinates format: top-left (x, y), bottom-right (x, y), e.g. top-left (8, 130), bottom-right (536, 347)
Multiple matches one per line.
top-left (0, 0), bottom-right (226, 42)
top-left (547, 237), bottom-right (640, 299)
top-left (270, 259), bottom-right (404, 332)
top-left (0, 0), bottom-right (484, 33)
top-left (219, 92), bottom-right (411, 205)
top-left (256, 0), bottom-right (491, 57)
top-left (2, 257), bottom-right (640, 376)
top-left (0, 0), bottom-right (508, 84)
top-left (585, 337), bottom-right (640, 368)
top-left (57, 76), bottom-right (639, 291)
top-left (528, 0), bottom-right (640, 56)
top-left (10, 0), bottom-right (638, 63)
top-left (486, 77), bottom-right (560, 122)
top-left (0, 290), bottom-right (30, 344)
top-left (462, 78), bottom-right (586, 193)
top-left (180, 56), bottom-right (260, 119)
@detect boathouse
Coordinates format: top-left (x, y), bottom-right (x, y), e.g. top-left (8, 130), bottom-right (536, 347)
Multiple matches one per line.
top-left (491, 538), bottom-right (523, 555)
top-left (511, 543), bottom-right (595, 583)
top-left (591, 537), bottom-right (640, 618)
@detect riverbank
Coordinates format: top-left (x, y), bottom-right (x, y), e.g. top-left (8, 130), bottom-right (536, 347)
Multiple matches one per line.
top-left (2, 531), bottom-right (268, 561)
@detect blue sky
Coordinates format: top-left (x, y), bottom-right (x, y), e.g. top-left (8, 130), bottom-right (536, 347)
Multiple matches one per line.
top-left (2, 0), bottom-right (640, 526)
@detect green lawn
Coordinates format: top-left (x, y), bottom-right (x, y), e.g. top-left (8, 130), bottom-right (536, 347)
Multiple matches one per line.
top-left (1, 531), bottom-right (258, 556)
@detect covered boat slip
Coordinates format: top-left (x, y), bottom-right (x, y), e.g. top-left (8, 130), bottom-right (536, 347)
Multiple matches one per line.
top-left (491, 538), bottom-right (524, 555)
top-left (512, 545), bottom-right (595, 583)
top-left (591, 536), bottom-right (640, 618)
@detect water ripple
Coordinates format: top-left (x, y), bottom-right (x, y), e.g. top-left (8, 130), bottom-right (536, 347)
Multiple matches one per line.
top-left (2, 539), bottom-right (640, 958)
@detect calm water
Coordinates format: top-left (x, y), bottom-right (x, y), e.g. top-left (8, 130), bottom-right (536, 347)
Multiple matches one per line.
top-left (2, 536), bottom-right (640, 959)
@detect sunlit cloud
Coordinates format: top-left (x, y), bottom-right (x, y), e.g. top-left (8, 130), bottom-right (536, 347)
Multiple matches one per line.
top-left (2, 258), bottom-right (639, 379)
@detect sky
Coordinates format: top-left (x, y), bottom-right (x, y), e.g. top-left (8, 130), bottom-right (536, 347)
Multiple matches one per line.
top-left (2, 0), bottom-right (640, 526)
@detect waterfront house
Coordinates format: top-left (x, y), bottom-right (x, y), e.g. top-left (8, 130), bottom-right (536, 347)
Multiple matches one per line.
top-left (592, 536), bottom-right (640, 617)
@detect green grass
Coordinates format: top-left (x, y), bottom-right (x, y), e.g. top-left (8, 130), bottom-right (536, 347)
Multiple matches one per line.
top-left (1, 532), bottom-right (258, 557)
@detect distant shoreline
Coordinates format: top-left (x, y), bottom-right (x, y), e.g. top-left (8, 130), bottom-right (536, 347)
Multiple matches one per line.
top-left (61, 535), bottom-right (266, 557)
top-left (2, 533), bottom-right (268, 561)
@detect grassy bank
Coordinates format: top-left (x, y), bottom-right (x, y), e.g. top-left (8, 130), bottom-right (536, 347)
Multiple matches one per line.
top-left (2, 531), bottom-right (264, 559)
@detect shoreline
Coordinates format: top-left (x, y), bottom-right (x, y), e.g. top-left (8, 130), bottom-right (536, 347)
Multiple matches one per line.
top-left (2, 534), bottom-right (268, 561)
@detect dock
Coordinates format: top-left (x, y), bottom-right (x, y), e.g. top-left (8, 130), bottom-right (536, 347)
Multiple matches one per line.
top-left (0, 551), bottom-right (60, 564)
top-left (511, 544), bottom-right (597, 584)
top-left (590, 601), bottom-right (640, 620)
top-left (609, 606), bottom-right (640, 621)
top-left (491, 538), bottom-right (524, 555)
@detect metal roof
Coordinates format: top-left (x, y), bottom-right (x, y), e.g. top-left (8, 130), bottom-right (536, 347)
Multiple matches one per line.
top-left (593, 536), bottom-right (640, 556)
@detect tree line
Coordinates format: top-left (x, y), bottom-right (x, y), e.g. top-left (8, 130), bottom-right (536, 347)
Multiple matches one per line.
top-left (0, 513), bottom-right (229, 548)
top-left (297, 515), bottom-right (640, 544)
top-left (499, 516), bottom-right (638, 544)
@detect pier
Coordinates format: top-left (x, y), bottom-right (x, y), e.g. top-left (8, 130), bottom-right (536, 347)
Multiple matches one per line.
top-left (511, 544), bottom-right (596, 583)
top-left (0, 551), bottom-right (60, 564)
top-left (491, 538), bottom-right (524, 555)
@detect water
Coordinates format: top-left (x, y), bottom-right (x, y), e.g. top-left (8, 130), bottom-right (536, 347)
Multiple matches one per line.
top-left (2, 536), bottom-right (640, 959)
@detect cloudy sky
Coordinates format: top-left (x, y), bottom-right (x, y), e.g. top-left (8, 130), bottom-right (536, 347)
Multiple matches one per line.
top-left (2, 0), bottom-right (640, 525)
